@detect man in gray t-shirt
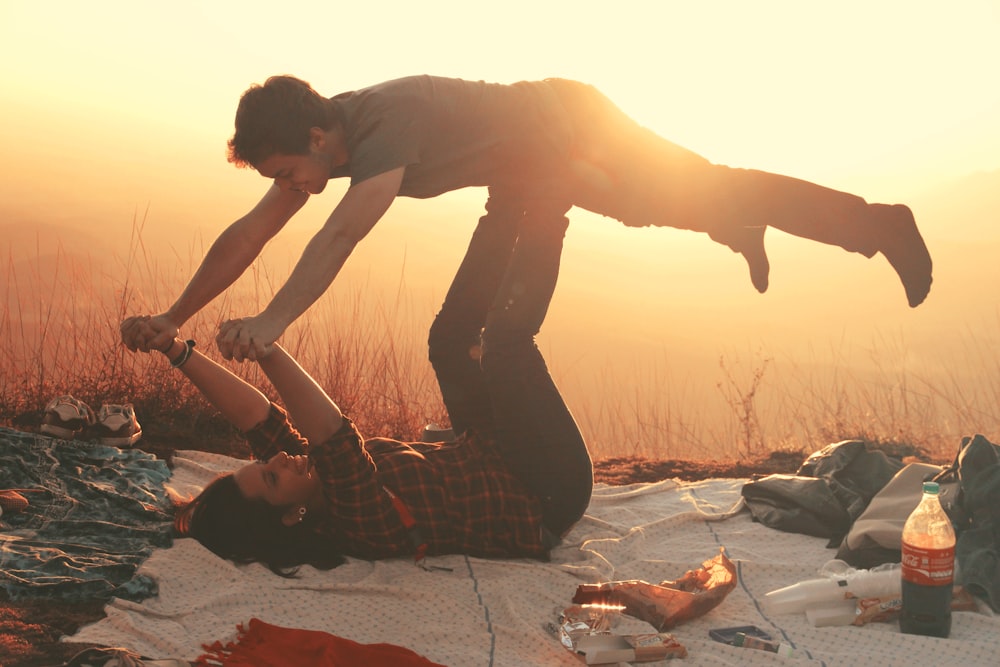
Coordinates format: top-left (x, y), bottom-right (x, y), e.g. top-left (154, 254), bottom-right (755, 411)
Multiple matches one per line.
top-left (327, 76), bottom-right (574, 198)
top-left (125, 74), bottom-right (933, 368)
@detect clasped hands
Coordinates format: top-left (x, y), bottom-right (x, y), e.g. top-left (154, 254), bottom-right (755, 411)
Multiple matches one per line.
top-left (120, 314), bottom-right (279, 362)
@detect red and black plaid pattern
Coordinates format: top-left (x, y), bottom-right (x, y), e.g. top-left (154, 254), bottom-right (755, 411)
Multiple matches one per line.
top-left (244, 404), bottom-right (547, 560)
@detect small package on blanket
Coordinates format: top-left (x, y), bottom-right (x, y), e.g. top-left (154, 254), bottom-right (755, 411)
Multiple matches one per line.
top-left (573, 632), bottom-right (687, 664)
top-left (851, 585), bottom-right (981, 626)
top-left (558, 605), bottom-right (687, 664)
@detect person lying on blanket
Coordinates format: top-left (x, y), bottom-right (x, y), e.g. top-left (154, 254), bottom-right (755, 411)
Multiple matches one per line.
top-left (120, 214), bottom-right (592, 574)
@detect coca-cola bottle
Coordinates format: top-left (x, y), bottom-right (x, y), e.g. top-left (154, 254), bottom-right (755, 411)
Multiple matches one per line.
top-left (900, 481), bottom-right (956, 637)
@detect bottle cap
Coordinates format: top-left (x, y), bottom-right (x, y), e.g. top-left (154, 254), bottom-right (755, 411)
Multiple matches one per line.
top-left (922, 481), bottom-right (940, 494)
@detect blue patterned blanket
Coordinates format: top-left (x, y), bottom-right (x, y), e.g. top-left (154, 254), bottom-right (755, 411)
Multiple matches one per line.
top-left (0, 426), bottom-right (173, 601)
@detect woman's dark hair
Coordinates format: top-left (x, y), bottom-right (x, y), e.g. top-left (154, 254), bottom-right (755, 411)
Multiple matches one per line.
top-left (174, 473), bottom-right (345, 576)
top-left (227, 75), bottom-right (339, 169)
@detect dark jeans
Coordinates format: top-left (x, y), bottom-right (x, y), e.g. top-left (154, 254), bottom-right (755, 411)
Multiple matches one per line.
top-left (427, 186), bottom-right (593, 537)
top-left (545, 78), bottom-right (880, 257)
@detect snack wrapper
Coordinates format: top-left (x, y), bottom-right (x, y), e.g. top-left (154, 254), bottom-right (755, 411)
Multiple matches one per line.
top-left (558, 605), bottom-right (687, 664)
top-left (853, 585), bottom-right (980, 625)
top-left (571, 548), bottom-right (737, 631)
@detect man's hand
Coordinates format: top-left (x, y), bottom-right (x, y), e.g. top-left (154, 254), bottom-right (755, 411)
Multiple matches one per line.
top-left (120, 315), bottom-right (149, 352)
top-left (216, 315), bottom-right (282, 362)
top-left (144, 314), bottom-right (180, 352)
top-left (120, 314), bottom-right (178, 353)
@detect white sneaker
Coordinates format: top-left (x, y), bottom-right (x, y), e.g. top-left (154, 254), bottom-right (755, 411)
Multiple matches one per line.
top-left (421, 423), bottom-right (455, 442)
top-left (94, 403), bottom-right (143, 447)
top-left (40, 395), bottom-right (96, 439)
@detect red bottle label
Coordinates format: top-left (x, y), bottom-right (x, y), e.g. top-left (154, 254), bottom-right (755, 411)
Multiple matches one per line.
top-left (901, 543), bottom-right (954, 587)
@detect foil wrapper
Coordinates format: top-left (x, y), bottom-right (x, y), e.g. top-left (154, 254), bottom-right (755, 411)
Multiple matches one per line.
top-left (558, 605), bottom-right (687, 663)
top-left (572, 548), bottom-right (737, 631)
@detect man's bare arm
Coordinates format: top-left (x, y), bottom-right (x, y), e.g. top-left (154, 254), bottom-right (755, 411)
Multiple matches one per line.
top-left (218, 167), bottom-right (405, 361)
top-left (132, 183), bottom-right (308, 352)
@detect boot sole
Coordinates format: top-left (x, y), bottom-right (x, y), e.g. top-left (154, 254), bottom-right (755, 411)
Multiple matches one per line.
top-left (99, 430), bottom-right (143, 447)
top-left (40, 423), bottom-right (81, 439)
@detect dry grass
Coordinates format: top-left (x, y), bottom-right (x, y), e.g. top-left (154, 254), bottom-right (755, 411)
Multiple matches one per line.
top-left (3, 217), bottom-right (997, 465)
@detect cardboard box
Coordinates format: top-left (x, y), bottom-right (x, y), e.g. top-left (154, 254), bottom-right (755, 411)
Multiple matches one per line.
top-left (572, 632), bottom-right (687, 664)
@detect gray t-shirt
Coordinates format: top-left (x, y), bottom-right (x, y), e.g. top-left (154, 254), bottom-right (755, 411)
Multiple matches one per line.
top-left (328, 75), bottom-right (574, 198)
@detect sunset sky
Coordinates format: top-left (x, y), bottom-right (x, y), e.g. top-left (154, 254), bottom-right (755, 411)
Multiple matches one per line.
top-left (2, 1), bottom-right (997, 221)
top-left (1, 1), bottom-right (998, 456)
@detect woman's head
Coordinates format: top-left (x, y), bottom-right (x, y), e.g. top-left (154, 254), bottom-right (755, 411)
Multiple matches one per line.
top-left (175, 459), bottom-right (344, 574)
top-left (232, 450), bottom-right (322, 517)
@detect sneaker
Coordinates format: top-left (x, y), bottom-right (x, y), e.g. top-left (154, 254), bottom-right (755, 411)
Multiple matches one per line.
top-left (421, 423), bottom-right (455, 442)
top-left (40, 395), bottom-right (96, 439)
top-left (94, 403), bottom-right (143, 447)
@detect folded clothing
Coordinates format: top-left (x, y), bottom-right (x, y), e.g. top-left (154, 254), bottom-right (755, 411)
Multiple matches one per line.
top-left (0, 427), bottom-right (173, 601)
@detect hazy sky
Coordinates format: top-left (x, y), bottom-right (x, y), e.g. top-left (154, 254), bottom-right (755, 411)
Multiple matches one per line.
top-left (2, 0), bottom-right (998, 223)
top-left (2, 1), bottom-right (998, 455)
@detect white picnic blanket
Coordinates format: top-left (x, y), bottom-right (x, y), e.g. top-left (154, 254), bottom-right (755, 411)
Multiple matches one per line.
top-left (68, 450), bottom-right (999, 666)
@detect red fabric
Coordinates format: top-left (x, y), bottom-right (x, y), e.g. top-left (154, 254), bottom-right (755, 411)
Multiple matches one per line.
top-left (0, 490), bottom-right (28, 514)
top-left (195, 617), bottom-right (447, 667)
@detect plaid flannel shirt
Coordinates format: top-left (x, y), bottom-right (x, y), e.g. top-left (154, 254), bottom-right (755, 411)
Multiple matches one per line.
top-left (245, 404), bottom-right (548, 560)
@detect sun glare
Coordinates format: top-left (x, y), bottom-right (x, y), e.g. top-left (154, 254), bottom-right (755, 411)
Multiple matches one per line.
top-left (1, 1), bottom-right (998, 460)
top-left (3, 2), bottom-right (998, 201)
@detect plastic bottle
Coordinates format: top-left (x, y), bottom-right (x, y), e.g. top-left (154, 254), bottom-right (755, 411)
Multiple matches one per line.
top-left (900, 481), bottom-right (955, 638)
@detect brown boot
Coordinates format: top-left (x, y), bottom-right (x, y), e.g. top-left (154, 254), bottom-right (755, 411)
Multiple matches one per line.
top-left (741, 225), bottom-right (770, 294)
top-left (870, 204), bottom-right (933, 307)
top-left (710, 224), bottom-right (770, 293)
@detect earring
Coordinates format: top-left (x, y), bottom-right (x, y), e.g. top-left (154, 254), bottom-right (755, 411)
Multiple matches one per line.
top-left (297, 506), bottom-right (307, 523)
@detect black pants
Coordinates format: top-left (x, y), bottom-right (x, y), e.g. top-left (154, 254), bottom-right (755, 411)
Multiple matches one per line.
top-left (427, 186), bottom-right (592, 537)
top-left (545, 77), bottom-right (880, 257)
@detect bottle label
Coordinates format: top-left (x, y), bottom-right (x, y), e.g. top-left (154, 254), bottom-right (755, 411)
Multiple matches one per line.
top-left (901, 543), bottom-right (954, 586)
